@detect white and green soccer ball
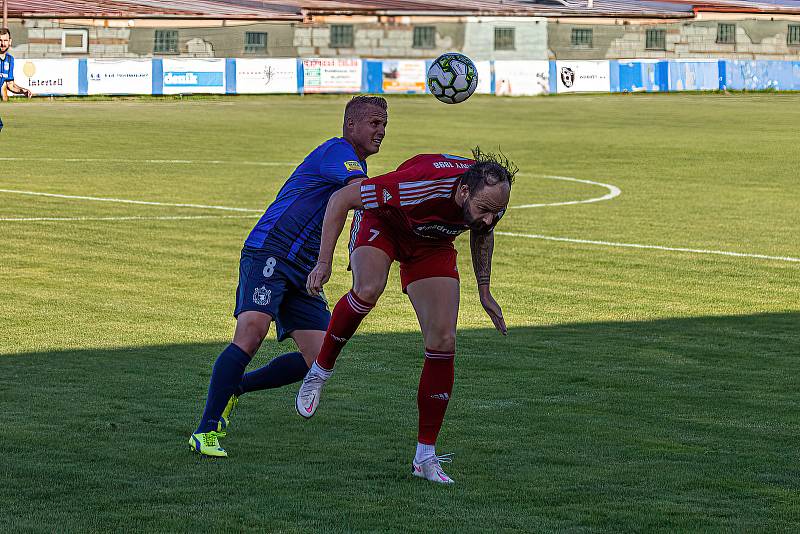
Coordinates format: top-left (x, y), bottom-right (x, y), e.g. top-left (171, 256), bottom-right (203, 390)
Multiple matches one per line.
top-left (427, 53), bottom-right (478, 104)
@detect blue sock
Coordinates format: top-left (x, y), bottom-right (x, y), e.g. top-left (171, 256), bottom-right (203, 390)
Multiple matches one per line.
top-left (196, 343), bottom-right (251, 434)
top-left (236, 351), bottom-right (310, 395)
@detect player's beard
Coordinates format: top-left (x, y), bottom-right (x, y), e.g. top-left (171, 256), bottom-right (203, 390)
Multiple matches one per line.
top-left (462, 201), bottom-right (489, 233)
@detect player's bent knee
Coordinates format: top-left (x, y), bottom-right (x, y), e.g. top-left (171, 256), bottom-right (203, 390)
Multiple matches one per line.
top-left (233, 312), bottom-right (272, 356)
top-left (426, 332), bottom-right (456, 354)
top-left (352, 281), bottom-right (385, 304)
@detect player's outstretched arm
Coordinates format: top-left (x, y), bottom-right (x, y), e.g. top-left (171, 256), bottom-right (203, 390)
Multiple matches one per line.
top-left (470, 229), bottom-right (507, 335)
top-left (6, 81), bottom-right (33, 98)
top-left (306, 182), bottom-right (364, 296)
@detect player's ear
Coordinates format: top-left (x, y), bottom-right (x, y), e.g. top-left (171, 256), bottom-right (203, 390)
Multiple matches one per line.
top-left (458, 184), bottom-right (470, 202)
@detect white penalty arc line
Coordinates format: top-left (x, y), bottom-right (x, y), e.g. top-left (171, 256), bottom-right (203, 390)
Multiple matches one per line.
top-left (2, 187), bottom-right (795, 263)
top-left (0, 174), bottom-right (619, 214)
top-left (510, 175), bottom-right (621, 209)
top-left (495, 231), bottom-right (800, 263)
top-left (0, 157), bottom-right (294, 167)
top-left (0, 189), bottom-right (263, 213)
top-left (0, 215), bottom-right (260, 222)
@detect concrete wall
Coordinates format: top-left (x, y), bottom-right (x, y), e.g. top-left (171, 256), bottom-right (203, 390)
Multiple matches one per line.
top-left (7, 15), bottom-right (542, 60)
top-left (293, 19), bottom-right (464, 58)
top-left (462, 17), bottom-right (548, 61)
top-left (10, 19), bottom-right (299, 59)
top-left (7, 16), bottom-right (800, 61)
top-left (549, 18), bottom-right (800, 60)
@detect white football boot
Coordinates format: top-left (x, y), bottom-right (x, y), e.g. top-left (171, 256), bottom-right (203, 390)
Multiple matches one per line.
top-left (412, 454), bottom-right (455, 484)
top-left (295, 367), bottom-right (328, 418)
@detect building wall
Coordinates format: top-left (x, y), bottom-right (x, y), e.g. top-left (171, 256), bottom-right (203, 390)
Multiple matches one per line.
top-left (462, 17), bottom-right (548, 61)
top-left (549, 18), bottom-right (800, 60)
top-left (293, 18), bottom-right (464, 58)
top-left (10, 19), bottom-right (299, 59)
top-left (7, 15), bottom-right (800, 60)
top-left (126, 23), bottom-right (298, 58)
top-left (7, 15), bottom-right (541, 60)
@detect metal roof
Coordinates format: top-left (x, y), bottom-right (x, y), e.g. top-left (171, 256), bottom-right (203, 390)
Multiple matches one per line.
top-left (5, 0), bottom-right (303, 19)
top-left (5, 0), bottom-right (800, 19)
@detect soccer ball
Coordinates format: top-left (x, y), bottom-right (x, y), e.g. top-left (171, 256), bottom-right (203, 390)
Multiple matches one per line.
top-left (427, 53), bottom-right (478, 104)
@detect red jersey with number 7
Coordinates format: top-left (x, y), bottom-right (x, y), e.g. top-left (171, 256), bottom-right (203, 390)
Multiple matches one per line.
top-left (359, 153), bottom-right (485, 242)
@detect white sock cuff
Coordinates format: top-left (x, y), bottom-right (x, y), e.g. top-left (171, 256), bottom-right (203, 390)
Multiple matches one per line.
top-left (415, 442), bottom-right (436, 463)
top-left (312, 361), bottom-right (333, 379)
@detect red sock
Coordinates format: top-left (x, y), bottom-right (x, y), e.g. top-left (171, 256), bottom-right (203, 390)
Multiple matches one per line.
top-left (417, 348), bottom-right (455, 445)
top-left (316, 290), bottom-right (374, 370)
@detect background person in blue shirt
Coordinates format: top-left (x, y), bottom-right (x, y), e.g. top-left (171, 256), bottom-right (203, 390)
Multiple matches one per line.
top-left (0, 28), bottom-right (33, 102)
top-left (0, 28), bottom-right (33, 132)
top-left (190, 96), bottom-right (388, 457)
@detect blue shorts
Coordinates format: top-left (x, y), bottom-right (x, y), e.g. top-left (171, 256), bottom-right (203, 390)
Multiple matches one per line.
top-left (234, 246), bottom-right (330, 342)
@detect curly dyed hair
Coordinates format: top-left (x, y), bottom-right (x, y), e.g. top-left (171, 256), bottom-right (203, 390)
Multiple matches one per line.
top-left (461, 146), bottom-right (518, 194)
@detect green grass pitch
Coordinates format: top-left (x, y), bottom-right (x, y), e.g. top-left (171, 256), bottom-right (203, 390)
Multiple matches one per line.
top-left (1, 93), bottom-right (799, 531)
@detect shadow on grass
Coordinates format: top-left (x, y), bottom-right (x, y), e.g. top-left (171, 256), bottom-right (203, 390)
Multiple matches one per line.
top-left (2, 312), bottom-right (799, 531)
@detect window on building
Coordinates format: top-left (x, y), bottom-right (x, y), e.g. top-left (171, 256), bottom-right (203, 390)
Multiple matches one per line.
top-left (645, 29), bottom-right (666, 50)
top-left (330, 24), bottom-right (354, 48)
top-left (61, 29), bottom-right (88, 53)
top-left (413, 26), bottom-right (436, 49)
top-left (494, 27), bottom-right (515, 50)
top-left (788, 24), bottom-right (800, 46)
top-left (245, 32), bottom-right (268, 53)
top-left (717, 23), bottom-right (736, 44)
top-left (154, 30), bottom-right (179, 54)
top-left (571, 28), bottom-right (593, 48)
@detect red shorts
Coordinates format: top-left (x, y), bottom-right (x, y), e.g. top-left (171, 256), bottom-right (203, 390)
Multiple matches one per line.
top-left (348, 210), bottom-right (459, 292)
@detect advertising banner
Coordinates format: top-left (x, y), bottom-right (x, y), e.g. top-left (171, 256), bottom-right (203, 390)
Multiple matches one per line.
top-left (475, 60), bottom-right (492, 94)
top-left (668, 60), bottom-right (719, 91)
top-left (382, 60), bottom-right (426, 93)
top-left (13, 59), bottom-right (79, 95)
top-left (617, 60), bottom-right (666, 93)
top-left (162, 58), bottom-right (225, 94)
top-left (303, 58), bottom-right (361, 93)
top-left (555, 61), bottom-right (610, 93)
top-left (494, 60), bottom-right (549, 96)
top-left (725, 60), bottom-right (800, 91)
top-left (235, 58), bottom-right (297, 94)
top-left (87, 59), bottom-right (152, 95)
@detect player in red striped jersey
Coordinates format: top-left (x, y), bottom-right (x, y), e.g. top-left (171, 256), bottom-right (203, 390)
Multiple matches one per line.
top-left (296, 148), bottom-right (516, 484)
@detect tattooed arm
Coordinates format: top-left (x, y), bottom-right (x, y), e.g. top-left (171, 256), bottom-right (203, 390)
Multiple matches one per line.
top-left (470, 229), bottom-right (507, 335)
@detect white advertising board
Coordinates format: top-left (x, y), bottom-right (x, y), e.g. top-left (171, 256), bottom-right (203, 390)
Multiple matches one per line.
top-left (87, 59), bottom-right (152, 95)
top-left (235, 58), bottom-right (297, 94)
top-left (162, 58), bottom-right (226, 94)
top-left (556, 61), bottom-right (611, 93)
top-left (13, 59), bottom-right (79, 95)
top-left (382, 60), bottom-right (426, 93)
top-left (303, 58), bottom-right (361, 93)
top-left (494, 60), bottom-right (549, 96)
top-left (474, 60), bottom-right (492, 94)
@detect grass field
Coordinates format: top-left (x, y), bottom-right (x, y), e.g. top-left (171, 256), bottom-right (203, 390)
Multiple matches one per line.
top-left (1, 93), bottom-right (799, 532)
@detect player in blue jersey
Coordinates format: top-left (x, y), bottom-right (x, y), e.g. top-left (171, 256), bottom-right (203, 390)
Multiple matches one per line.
top-left (189, 95), bottom-right (388, 457)
top-left (1, 28), bottom-right (33, 132)
top-left (0, 29), bottom-right (33, 103)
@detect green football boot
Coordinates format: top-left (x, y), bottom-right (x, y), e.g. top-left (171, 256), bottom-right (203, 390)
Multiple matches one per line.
top-left (218, 394), bottom-right (239, 433)
top-left (189, 431), bottom-right (228, 458)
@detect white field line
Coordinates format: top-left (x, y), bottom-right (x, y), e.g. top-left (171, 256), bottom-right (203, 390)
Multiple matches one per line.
top-left (0, 189), bottom-right (263, 212)
top-left (0, 215), bottom-right (259, 222)
top-left (495, 231), bottom-right (800, 263)
top-left (2, 184), bottom-right (796, 263)
top-left (1, 173), bottom-right (618, 214)
top-left (0, 157), bottom-right (293, 167)
top-left (510, 174), bottom-right (621, 209)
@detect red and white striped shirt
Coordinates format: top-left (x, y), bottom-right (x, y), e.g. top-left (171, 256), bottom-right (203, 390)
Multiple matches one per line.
top-left (359, 153), bottom-right (476, 241)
